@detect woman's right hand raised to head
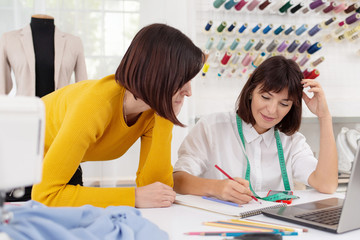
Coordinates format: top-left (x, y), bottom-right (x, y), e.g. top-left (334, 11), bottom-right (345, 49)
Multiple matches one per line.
top-left (135, 182), bottom-right (176, 208)
top-left (212, 177), bottom-right (253, 205)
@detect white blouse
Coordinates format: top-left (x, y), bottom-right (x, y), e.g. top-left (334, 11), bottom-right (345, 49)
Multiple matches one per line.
top-left (174, 112), bottom-right (318, 193)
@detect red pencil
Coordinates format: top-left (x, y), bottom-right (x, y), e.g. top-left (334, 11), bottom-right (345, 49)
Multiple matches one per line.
top-left (214, 164), bottom-right (259, 202)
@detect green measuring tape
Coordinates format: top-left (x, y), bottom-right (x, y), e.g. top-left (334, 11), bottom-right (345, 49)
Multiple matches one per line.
top-left (236, 115), bottom-right (296, 202)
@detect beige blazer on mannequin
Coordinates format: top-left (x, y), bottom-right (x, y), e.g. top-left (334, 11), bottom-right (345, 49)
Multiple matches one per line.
top-left (0, 25), bottom-right (88, 96)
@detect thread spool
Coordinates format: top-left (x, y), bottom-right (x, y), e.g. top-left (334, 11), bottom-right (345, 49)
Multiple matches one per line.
top-left (345, 13), bottom-right (360, 25)
top-left (323, 2), bottom-right (336, 13)
top-left (224, 0), bottom-right (240, 10)
top-left (298, 54), bottom-right (310, 66)
top-left (241, 52), bottom-right (254, 66)
top-left (298, 40), bottom-right (311, 53)
top-left (227, 22), bottom-right (237, 33)
top-left (234, 0), bottom-right (249, 11)
top-left (266, 39), bottom-right (278, 52)
top-left (259, 0), bottom-right (272, 10)
top-left (205, 20), bottom-right (213, 31)
top-left (311, 56), bottom-right (324, 67)
top-left (291, 53), bottom-right (299, 61)
top-left (290, 2), bottom-right (304, 13)
top-left (252, 23), bottom-right (262, 33)
top-left (279, 0), bottom-right (294, 13)
top-left (221, 51), bottom-right (232, 65)
top-left (284, 25), bottom-right (295, 35)
top-left (244, 39), bottom-right (255, 51)
top-left (307, 42), bottom-right (322, 54)
top-left (230, 38), bottom-right (241, 51)
top-left (277, 40), bottom-right (289, 52)
top-left (213, 0), bottom-right (226, 8)
top-left (334, 3), bottom-right (347, 13)
top-left (309, 0), bottom-right (325, 10)
top-left (307, 69), bottom-right (320, 79)
top-left (302, 7), bottom-right (310, 14)
top-left (217, 21), bottom-right (227, 33)
top-left (295, 24), bottom-right (308, 36)
top-left (254, 39), bottom-right (265, 51)
top-left (263, 24), bottom-right (273, 34)
top-left (216, 37), bottom-right (227, 51)
top-left (303, 68), bottom-right (312, 78)
top-left (345, 3), bottom-right (359, 14)
top-left (238, 23), bottom-right (248, 34)
top-left (201, 63), bottom-right (210, 77)
top-left (287, 40), bottom-right (300, 53)
top-left (308, 24), bottom-right (322, 36)
top-left (273, 25), bottom-right (285, 35)
top-left (323, 17), bottom-right (336, 27)
top-left (247, 0), bottom-right (261, 11)
top-left (205, 37), bottom-right (215, 50)
top-left (231, 52), bottom-right (242, 65)
top-left (252, 52), bottom-right (266, 67)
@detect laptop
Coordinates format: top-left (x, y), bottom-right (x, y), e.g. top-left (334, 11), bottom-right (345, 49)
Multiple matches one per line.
top-left (262, 141), bottom-right (360, 234)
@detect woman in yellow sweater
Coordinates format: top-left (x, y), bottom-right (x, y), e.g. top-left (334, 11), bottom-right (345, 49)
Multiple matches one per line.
top-left (32, 23), bottom-right (205, 208)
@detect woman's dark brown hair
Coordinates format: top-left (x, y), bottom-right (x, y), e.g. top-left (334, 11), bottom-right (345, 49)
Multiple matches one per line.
top-left (115, 23), bottom-right (205, 127)
top-left (236, 55), bottom-right (304, 135)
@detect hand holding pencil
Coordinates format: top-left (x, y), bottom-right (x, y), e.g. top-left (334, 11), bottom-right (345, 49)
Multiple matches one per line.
top-left (212, 165), bottom-right (255, 205)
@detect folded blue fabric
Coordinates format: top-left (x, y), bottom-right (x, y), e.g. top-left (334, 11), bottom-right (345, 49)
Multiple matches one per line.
top-left (0, 201), bottom-right (168, 240)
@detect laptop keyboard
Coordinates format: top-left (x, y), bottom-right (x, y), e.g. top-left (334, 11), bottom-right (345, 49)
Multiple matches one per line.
top-left (295, 206), bottom-right (342, 226)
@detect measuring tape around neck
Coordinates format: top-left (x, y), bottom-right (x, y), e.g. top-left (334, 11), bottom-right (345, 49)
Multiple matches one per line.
top-left (236, 115), bottom-right (294, 202)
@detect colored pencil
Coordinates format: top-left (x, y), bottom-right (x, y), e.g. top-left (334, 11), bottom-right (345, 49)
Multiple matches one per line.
top-left (204, 221), bottom-right (272, 232)
top-left (202, 196), bottom-right (240, 207)
top-left (229, 219), bottom-right (297, 232)
top-left (214, 164), bottom-right (259, 203)
top-left (185, 231), bottom-right (298, 236)
top-left (215, 220), bottom-right (282, 232)
top-left (243, 218), bottom-right (308, 232)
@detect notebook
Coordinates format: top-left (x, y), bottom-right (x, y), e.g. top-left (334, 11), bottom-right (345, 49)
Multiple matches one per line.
top-left (262, 141), bottom-right (360, 234)
top-left (175, 194), bottom-right (286, 217)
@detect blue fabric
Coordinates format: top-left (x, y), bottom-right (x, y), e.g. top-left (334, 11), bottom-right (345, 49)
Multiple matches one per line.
top-left (0, 201), bottom-right (168, 240)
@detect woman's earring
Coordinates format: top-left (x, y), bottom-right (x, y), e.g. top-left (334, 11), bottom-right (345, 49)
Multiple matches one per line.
top-left (249, 94), bottom-right (252, 100)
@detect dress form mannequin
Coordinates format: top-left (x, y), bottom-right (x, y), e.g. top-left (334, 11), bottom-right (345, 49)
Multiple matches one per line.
top-left (0, 14), bottom-right (87, 96)
top-left (30, 14), bottom-right (55, 97)
top-left (2, 14), bottom-right (87, 201)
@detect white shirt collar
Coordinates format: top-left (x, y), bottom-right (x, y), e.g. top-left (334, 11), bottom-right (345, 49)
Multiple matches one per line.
top-left (242, 120), bottom-right (275, 148)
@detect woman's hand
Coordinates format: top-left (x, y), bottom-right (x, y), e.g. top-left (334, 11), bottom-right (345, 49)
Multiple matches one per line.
top-left (302, 79), bottom-right (331, 119)
top-left (211, 177), bottom-right (253, 205)
top-left (135, 182), bottom-right (176, 208)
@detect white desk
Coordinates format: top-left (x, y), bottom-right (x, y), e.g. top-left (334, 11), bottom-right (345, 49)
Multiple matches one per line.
top-left (140, 190), bottom-right (360, 240)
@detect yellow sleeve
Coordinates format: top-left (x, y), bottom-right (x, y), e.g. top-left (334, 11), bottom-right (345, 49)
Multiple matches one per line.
top-left (136, 114), bottom-right (174, 187)
top-left (32, 95), bottom-right (136, 207)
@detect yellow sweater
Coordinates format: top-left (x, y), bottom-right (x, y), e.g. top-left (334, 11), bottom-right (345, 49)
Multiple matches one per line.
top-left (32, 75), bottom-right (174, 207)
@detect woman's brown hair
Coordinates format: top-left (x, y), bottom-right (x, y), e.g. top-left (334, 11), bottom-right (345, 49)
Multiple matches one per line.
top-left (236, 55), bottom-right (304, 135)
top-left (115, 23), bottom-right (205, 127)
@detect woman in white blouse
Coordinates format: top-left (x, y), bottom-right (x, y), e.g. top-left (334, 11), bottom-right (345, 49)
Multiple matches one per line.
top-left (173, 55), bottom-right (338, 205)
